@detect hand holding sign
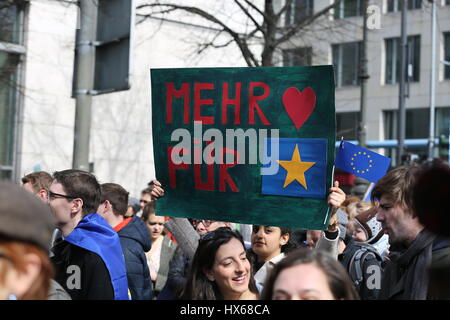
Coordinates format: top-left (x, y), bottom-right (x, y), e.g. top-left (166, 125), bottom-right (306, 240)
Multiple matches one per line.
top-left (149, 179), bottom-right (164, 200)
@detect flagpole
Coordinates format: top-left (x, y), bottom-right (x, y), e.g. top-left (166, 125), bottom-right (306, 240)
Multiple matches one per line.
top-left (363, 182), bottom-right (374, 201)
top-left (324, 163), bottom-right (337, 226)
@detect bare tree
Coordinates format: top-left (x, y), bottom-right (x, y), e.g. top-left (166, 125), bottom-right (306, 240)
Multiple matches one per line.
top-left (137, 0), bottom-right (345, 67)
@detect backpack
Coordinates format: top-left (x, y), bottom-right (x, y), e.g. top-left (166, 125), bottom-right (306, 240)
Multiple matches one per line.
top-left (341, 241), bottom-right (383, 290)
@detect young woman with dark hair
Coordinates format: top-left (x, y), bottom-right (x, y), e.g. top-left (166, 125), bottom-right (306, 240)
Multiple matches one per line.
top-left (262, 248), bottom-right (360, 300)
top-left (249, 226), bottom-right (296, 292)
top-left (182, 227), bottom-right (259, 300)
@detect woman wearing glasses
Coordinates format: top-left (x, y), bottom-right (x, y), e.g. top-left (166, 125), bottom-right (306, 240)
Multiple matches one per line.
top-left (182, 227), bottom-right (259, 300)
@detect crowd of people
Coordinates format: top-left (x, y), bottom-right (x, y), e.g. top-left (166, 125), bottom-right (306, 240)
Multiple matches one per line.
top-left (1, 162), bottom-right (450, 300)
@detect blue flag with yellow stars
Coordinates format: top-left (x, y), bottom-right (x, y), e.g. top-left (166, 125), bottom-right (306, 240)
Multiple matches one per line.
top-left (262, 138), bottom-right (328, 199)
top-left (335, 141), bottom-right (391, 183)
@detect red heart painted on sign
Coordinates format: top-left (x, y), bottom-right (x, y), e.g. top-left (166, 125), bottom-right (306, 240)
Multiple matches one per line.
top-left (282, 87), bottom-right (316, 130)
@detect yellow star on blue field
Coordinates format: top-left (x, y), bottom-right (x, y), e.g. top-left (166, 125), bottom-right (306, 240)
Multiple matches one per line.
top-left (277, 144), bottom-right (316, 189)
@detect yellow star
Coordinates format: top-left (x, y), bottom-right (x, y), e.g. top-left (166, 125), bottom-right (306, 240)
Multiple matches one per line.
top-left (277, 144), bottom-right (316, 189)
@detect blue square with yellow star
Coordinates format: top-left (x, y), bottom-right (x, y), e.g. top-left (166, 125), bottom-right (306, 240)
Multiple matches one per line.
top-left (261, 138), bottom-right (328, 199)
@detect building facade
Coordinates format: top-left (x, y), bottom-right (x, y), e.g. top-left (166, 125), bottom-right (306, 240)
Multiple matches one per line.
top-left (281, 0), bottom-right (450, 165)
top-left (1, 0), bottom-right (449, 196)
top-left (0, 0), bottom-right (247, 196)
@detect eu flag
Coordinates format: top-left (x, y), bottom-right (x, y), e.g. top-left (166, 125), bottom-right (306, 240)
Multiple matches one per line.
top-left (261, 138), bottom-right (328, 199)
top-left (335, 141), bottom-right (391, 183)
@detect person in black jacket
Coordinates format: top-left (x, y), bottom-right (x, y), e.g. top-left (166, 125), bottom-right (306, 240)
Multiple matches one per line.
top-left (98, 183), bottom-right (153, 300)
top-left (49, 170), bottom-right (129, 300)
top-left (373, 165), bottom-right (450, 300)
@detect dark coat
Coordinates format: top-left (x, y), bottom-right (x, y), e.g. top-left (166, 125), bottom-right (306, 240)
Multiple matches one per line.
top-left (118, 216), bottom-right (152, 300)
top-left (161, 246), bottom-right (191, 299)
top-left (51, 240), bottom-right (115, 300)
top-left (380, 231), bottom-right (450, 300)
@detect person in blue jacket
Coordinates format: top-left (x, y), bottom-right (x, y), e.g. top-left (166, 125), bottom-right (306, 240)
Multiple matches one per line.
top-left (98, 183), bottom-right (153, 300)
top-left (49, 169), bottom-right (129, 300)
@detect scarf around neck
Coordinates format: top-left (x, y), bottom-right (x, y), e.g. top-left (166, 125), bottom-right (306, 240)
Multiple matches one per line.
top-left (65, 213), bottom-right (130, 300)
top-left (383, 228), bottom-right (436, 300)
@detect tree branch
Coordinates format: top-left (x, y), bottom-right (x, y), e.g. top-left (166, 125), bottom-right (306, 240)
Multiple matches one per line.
top-left (275, 0), bottom-right (344, 46)
top-left (243, 0), bottom-right (269, 21)
top-left (137, 3), bottom-right (260, 66)
top-left (233, 0), bottom-right (265, 36)
top-left (275, 0), bottom-right (294, 22)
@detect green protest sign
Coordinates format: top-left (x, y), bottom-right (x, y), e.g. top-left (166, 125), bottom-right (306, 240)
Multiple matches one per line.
top-left (151, 66), bottom-right (335, 230)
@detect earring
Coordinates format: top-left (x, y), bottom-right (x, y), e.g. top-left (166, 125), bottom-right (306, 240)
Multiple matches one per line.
top-left (8, 294), bottom-right (17, 300)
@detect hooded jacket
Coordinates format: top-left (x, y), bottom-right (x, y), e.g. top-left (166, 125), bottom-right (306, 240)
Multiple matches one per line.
top-left (117, 216), bottom-right (153, 300)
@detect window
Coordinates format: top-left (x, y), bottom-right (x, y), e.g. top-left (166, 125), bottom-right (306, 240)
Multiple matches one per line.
top-left (0, 0), bottom-right (24, 180)
top-left (334, 0), bottom-right (364, 19)
top-left (0, 0), bottom-right (23, 44)
top-left (332, 41), bottom-right (362, 87)
top-left (445, 33), bottom-right (450, 80)
top-left (385, 35), bottom-right (420, 84)
top-left (387, 0), bottom-right (422, 12)
top-left (336, 112), bottom-right (359, 141)
top-left (384, 107), bottom-right (450, 163)
top-left (285, 0), bottom-right (314, 26)
top-left (283, 47), bottom-right (312, 66)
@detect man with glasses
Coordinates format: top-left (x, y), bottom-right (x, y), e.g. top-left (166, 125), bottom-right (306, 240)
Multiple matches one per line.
top-left (48, 169), bottom-right (129, 300)
top-left (134, 187), bottom-right (153, 218)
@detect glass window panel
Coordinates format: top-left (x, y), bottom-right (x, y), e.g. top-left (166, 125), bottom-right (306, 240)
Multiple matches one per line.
top-left (342, 42), bottom-right (360, 86)
top-left (0, 0), bottom-right (21, 44)
top-left (334, 0), bottom-right (363, 19)
top-left (283, 47), bottom-right (312, 66)
top-left (285, 0), bottom-right (314, 26)
top-left (336, 112), bottom-right (359, 141)
top-left (436, 107), bottom-right (450, 137)
top-left (445, 33), bottom-right (450, 80)
top-left (385, 38), bottom-right (396, 84)
top-left (408, 35), bottom-right (420, 82)
top-left (387, 0), bottom-right (396, 12)
top-left (0, 169), bottom-right (12, 181)
top-left (0, 51), bottom-right (19, 167)
top-left (332, 42), bottom-right (361, 87)
top-left (387, 0), bottom-right (422, 12)
top-left (385, 36), bottom-right (420, 84)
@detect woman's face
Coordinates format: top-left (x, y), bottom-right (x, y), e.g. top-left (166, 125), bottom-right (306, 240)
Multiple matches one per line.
top-left (0, 248), bottom-right (42, 300)
top-left (251, 226), bottom-right (288, 262)
top-left (146, 214), bottom-right (165, 241)
top-left (205, 237), bottom-right (252, 299)
top-left (272, 263), bottom-right (335, 300)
